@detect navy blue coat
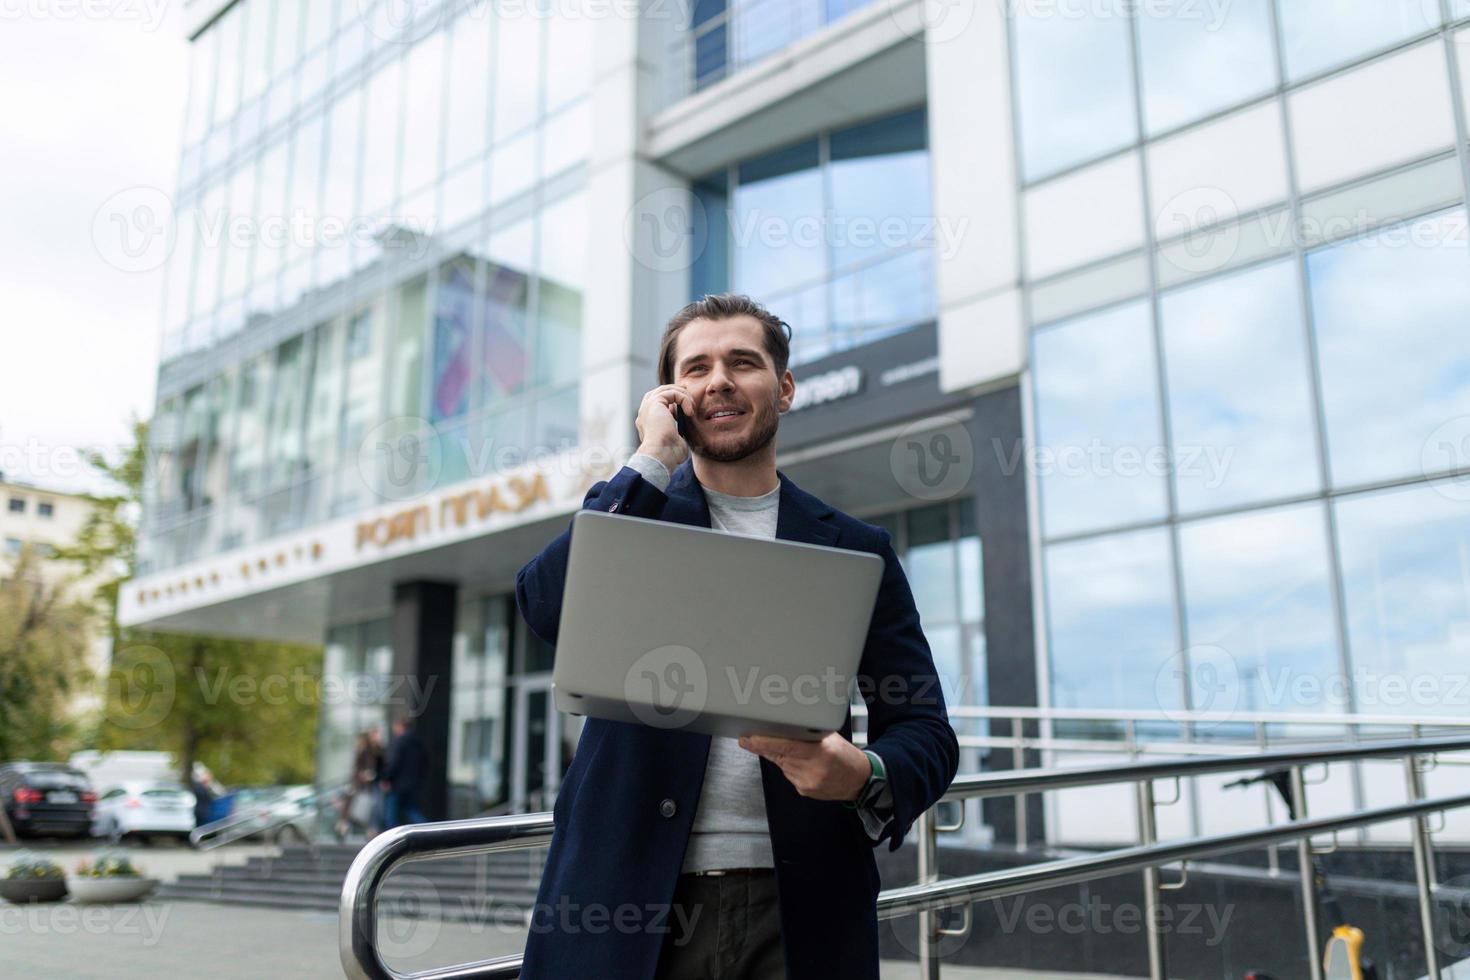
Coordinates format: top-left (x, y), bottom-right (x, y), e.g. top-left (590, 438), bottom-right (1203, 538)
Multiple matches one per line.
top-left (515, 459), bottom-right (959, 979)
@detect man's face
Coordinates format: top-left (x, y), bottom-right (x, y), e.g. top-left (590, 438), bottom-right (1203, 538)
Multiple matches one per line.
top-left (671, 315), bottom-right (794, 464)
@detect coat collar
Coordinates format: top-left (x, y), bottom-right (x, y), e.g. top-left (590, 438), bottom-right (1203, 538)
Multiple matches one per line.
top-left (664, 458), bottom-right (840, 549)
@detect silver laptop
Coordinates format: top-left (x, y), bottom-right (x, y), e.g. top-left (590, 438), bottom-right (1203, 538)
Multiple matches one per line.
top-left (551, 510), bottom-right (884, 741)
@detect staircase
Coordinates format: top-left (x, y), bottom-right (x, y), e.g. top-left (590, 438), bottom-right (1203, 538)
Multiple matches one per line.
top-left (158, 843), bottom-right (547, 922)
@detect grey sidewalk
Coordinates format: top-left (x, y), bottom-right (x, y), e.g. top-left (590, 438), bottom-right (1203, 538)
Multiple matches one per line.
top-left (0, 899), bottom-right (1140, 979)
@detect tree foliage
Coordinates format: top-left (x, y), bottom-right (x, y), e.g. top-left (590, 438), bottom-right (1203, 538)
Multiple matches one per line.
top-left (0, 546), bottom-right (95, 761)
top-left (70, 418), bottom-right (324, 787)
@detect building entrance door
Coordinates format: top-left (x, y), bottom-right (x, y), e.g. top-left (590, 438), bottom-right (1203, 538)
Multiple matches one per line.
top-left (509, 674), bottom-right (562, 813)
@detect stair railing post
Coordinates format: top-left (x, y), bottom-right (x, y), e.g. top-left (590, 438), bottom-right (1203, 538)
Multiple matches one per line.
top-left (916, 806), bottom-right (941, 980)
top-left (1405, 753), bottom-right (1443, 979)
top-left (1135, 779), bottom-right (1166, 980)
top-left (1291, 765), bottom-right (1324, 980)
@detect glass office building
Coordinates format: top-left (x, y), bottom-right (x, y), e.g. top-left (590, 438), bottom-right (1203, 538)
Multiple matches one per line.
top-left (126, 0), bottom-right (1470, 840)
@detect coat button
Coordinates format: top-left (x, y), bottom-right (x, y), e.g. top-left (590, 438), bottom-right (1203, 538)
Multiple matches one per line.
top-left (608, 500), bottom-right (620, 513)
top-left (659, 798), bottom-right (676, 818)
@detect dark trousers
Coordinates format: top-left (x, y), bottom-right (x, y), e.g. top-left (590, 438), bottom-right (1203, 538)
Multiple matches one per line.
top-left (383, 790), bottom-right (425, 829)
top-left (654, 869), bottom-right (785, 980)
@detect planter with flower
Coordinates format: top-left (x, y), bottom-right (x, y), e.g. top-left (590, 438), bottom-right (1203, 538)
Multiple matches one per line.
top-left (1, 854), bottom-right (69, 904)
top-left (68, 853), bottom-right (158, 903)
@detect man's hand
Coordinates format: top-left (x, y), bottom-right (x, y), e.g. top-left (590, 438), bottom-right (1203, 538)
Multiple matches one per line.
top-left (738, 732), bottom-right (870, 802)
top-left (634, 383), bottom-right (695, 473)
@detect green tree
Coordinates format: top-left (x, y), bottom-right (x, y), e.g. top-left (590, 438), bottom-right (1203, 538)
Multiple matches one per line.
top-left (0, 546), bottom-right (95, 761)
top-left (72, 419), bottom-right (324, 788)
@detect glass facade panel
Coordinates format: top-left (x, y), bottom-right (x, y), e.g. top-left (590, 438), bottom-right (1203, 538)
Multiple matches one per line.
top-left (1013, 0), bottom-right (1136, 180)
top-left (360, 58), bottom-right (403, 216)
top-left (1279, 0), bottom-right (1440, 79)
top-left (1159, 259), bottom-right (1320, 513)
top-left (1136, 0), bottom-right (1276, 134)
top-left (400, 31), bottom-right (446, 199)
top-left (1045, 528), bottom-right (1178, 710)
top-left (1178, 503), bottom-right (1341, 715)
top-left (1307, 208), bottom-right (1470, 489)
top-left (447, 597), bottom-right (512, 816)
top-left (1335, 483), bottom-right (1470, 713)
top-left (1032, 301), bottom-right (1168, 538)
top-left (494, 15), bottom-right (542, 140)
top-left (703, 109), bottom-right (934, 363)
top-left (445, 12), bottom-right (493, 170)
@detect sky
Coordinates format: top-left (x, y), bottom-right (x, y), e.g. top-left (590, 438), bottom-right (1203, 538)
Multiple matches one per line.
top-left (0, 6), bottom-right (189, 494)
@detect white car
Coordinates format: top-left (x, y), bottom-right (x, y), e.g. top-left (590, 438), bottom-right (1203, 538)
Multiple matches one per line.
top-left (92, 782), bottom-right (197, 844)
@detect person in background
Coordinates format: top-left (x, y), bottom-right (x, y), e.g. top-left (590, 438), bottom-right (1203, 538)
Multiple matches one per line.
top-left (189, 763), bottom-right (220, 830)
top-left (380, 718), bottom-right (428, 828)
top-left (337, 728), bottom-right (384, 839)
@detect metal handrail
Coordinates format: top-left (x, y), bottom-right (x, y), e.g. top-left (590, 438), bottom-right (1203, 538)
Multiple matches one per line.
top-left (341, 813), bottom-right (555, 980)
top-left (876, 790), bottom-right (1470, 920)
top-left (192, 781), bottom-right (351, 850)
top-left (935, 733), bottom-right (1470, 802)
top-left (340, 737), bottom-right (1468, 980)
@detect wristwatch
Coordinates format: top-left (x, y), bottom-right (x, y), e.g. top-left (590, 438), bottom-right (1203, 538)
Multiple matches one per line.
top-left (844, 749), bottom-right (889, 810)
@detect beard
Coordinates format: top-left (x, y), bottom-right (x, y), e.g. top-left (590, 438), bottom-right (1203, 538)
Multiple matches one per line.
top-left (689, 389), bottom-right (781, 463)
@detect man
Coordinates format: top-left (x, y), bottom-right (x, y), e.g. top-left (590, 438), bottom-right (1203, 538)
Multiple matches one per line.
top-left (380, 717), bottom-right (427, 828)
top-left (516, 294), bottom-right (959, 979)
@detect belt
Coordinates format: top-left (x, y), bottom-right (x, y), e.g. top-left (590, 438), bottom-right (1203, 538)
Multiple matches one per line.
top-left (686, 867), bottom-right (773, 878)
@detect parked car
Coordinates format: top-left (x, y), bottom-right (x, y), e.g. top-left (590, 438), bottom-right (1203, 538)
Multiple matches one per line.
top-left (0, 762), bottom-right (96, 839)
top-left (91, 782), bottom-right (197, 844)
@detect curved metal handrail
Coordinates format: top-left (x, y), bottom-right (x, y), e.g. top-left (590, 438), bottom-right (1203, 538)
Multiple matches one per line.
top-left (340, 812), bottom-right (555, 980)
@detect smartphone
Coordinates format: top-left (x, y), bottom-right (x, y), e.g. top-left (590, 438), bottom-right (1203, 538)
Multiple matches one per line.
top-left (674, 404), bottom-right (692, 442)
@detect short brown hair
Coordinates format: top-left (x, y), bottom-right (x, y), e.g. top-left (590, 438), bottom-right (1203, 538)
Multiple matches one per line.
top-left (657, 294), bottom-right (793, 385)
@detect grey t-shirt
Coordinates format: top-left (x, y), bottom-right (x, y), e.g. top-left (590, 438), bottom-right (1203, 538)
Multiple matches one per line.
top-left (627, 453), bottom-right (778, 871)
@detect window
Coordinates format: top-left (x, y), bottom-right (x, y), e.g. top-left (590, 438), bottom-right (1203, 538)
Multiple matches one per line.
top-left (1335, 482), bottom-right (1470, 712)
top-left (1031, 301), bottom-right (1168, 538)
top-left (1135, 0), bottom-right (1276, 135)
top-left (1013, 0), bottom-right (1136, 180)
top-left (1045, 527), bottom-right (1178, 711)
top-left (4, 538), bottom-right (21, 555)
top-left (700, 108), bottom-right (935, 363)
top-left (6, 498), bottom-right (23, 514)
top-left (37, 501), bottom-right (53, 518)
top-left (1307, 208), bottom-right (1470, 488)
top-left (1159, 260), bottom-right (1320, 513)
top-left (1178, 503), bottom-right (1341, 715)
top-left (1279, 0), bottom-right (1440, 80)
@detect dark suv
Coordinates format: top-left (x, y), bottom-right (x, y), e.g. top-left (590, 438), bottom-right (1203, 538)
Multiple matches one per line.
top-left (0, 763), bottom-right (96, 839)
